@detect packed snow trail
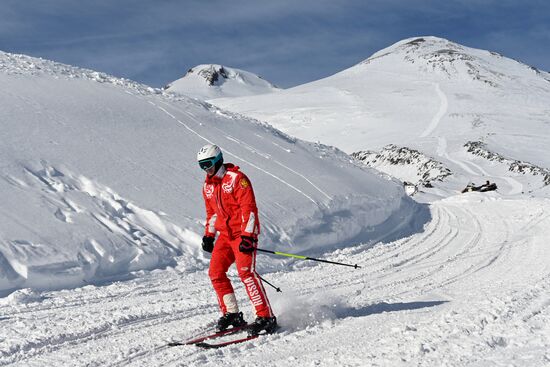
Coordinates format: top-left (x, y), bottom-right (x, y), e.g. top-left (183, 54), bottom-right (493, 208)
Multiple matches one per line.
top-left (1, 194), bottom-right (549, 366)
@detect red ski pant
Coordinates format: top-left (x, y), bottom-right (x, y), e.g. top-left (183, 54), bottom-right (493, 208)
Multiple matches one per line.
top-left (208, 234), bottom-right (273, 318)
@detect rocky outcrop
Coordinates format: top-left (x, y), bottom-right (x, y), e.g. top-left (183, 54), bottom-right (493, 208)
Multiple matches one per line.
top-left (185, 65), bottom-right (229, 86)
top-left (352, 144), bottom-right (452, 187)
top-left (465, 141), bottom-right (550, 185)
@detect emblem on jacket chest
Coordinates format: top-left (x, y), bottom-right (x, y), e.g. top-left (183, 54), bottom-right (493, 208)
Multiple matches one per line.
top-left (222, 172), bottom-right (238, 194)
top-left (204, 183), bottom-right (214, 199)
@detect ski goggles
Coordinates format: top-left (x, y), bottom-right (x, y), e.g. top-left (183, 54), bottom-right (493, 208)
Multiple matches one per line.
top-left (198, 154), bottom-right (222, 170)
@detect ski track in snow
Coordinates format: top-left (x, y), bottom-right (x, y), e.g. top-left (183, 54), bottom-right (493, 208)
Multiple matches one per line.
top-left (424, 82), bottom-right (525, 196)
top-left (428, 85), bottom-right (481, 182)
top-left (222, 134), bottom-right (333, 202)
top-left (500, 176), bottom-right (524, 195)
top-left (436, 136), bottom-right (525, 195)
top-left (140, 95), bottom-right (323, 205)
top-left (436, 136), bottom-right (476, 175)
top-left (1, 196), bottom-right (549, 366)
top-left (420, 83), bottom-right (447, 138)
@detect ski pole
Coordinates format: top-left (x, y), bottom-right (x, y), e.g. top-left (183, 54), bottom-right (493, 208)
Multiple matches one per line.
top-left (257, 248), bottom-right (361, 269)
top-left (257, 274), bottom-right (282, 293)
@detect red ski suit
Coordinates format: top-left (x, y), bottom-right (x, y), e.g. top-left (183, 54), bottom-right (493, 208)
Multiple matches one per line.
top-left (202, 164), bottom-right (273, 318)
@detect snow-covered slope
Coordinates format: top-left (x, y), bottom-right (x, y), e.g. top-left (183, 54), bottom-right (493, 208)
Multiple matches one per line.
top-left (0, 51), bottom-right (416, 293)
top-left (2, 44), bottom-right (550, 367)
top-left (164, 64), bottom-right (280, 100)
top-left (211, 37), bottom-right (550, 196)
top-left (1, 193), bottom-right (549, 366)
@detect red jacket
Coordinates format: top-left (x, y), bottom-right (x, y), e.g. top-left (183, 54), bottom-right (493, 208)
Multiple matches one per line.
top-left (202, 164), bottom-right (260, 240)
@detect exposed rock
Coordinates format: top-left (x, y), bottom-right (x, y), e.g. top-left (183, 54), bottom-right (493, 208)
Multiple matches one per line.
top-left (352, 144), bottom-right (452, 188)
top-left (196, 65), bottom-right (229, 86)
top-left (465, 141), bottom-right (550, 185)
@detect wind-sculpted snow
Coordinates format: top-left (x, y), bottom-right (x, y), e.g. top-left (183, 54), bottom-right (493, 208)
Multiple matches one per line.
top-left (0, 51), bottom-right (417, 293)
top-left (0, 163), bottom-right (202, 292)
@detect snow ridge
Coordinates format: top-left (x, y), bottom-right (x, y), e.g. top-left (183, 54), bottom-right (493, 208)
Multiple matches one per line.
top-left (0, 51), bottom-right (163, 97)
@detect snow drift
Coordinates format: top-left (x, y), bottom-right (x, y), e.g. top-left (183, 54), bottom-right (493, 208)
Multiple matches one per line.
top-left (0, 51), bottom-right (420, 293)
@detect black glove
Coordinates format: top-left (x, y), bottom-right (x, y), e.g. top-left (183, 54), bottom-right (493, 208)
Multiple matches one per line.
top-left (239, 236), bottom-right (257, 253)
top-left (202, 236), bottom-right (215, 253)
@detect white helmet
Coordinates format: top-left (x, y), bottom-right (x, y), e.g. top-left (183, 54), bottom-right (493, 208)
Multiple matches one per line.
top-left (197, 144), bottom-right (223, 171)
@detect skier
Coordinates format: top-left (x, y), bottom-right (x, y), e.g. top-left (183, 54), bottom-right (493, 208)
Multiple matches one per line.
top-left (197, 144), bottom-right (277, 336)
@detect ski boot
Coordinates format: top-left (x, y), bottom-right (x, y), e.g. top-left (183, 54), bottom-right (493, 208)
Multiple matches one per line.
top-left (216, 312), bottom-right (246, 331)
top-left (248, 316), bottom-right (277, 336)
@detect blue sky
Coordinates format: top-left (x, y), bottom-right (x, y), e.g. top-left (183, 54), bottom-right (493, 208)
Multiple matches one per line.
top-left (1, 0), bottom-right (548, 88)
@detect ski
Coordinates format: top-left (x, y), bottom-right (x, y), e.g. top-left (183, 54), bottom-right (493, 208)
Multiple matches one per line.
top-left (194, 325), bottom-right (279, 349)
top-left (168, 324), bottom-right (250, 347)
top-left (195, 334), bottom-right (260, 349)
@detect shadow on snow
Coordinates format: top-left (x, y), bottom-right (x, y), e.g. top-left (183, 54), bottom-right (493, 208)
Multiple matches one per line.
top-left (335, 300), bottom-right (448, 319)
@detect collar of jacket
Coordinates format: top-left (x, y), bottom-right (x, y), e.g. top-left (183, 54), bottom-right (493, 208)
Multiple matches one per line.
top-left (205, 163), bottom-right (239, 184)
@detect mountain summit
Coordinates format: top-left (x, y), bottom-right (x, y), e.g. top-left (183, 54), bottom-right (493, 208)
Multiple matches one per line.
top-left (361, 36), bottom-right (550, 87)
top-left (164, 64), bottom-right (280, 100)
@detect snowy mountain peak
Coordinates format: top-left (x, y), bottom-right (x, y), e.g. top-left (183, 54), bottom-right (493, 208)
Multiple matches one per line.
top-left (369, 36), bottom-right (469, 59)
top-left (361, 36), bottom-right (549, 86)
top-left (187, 64), bottom-right (243, 86)
top-left (164, 64), bottom-right (280, 100)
